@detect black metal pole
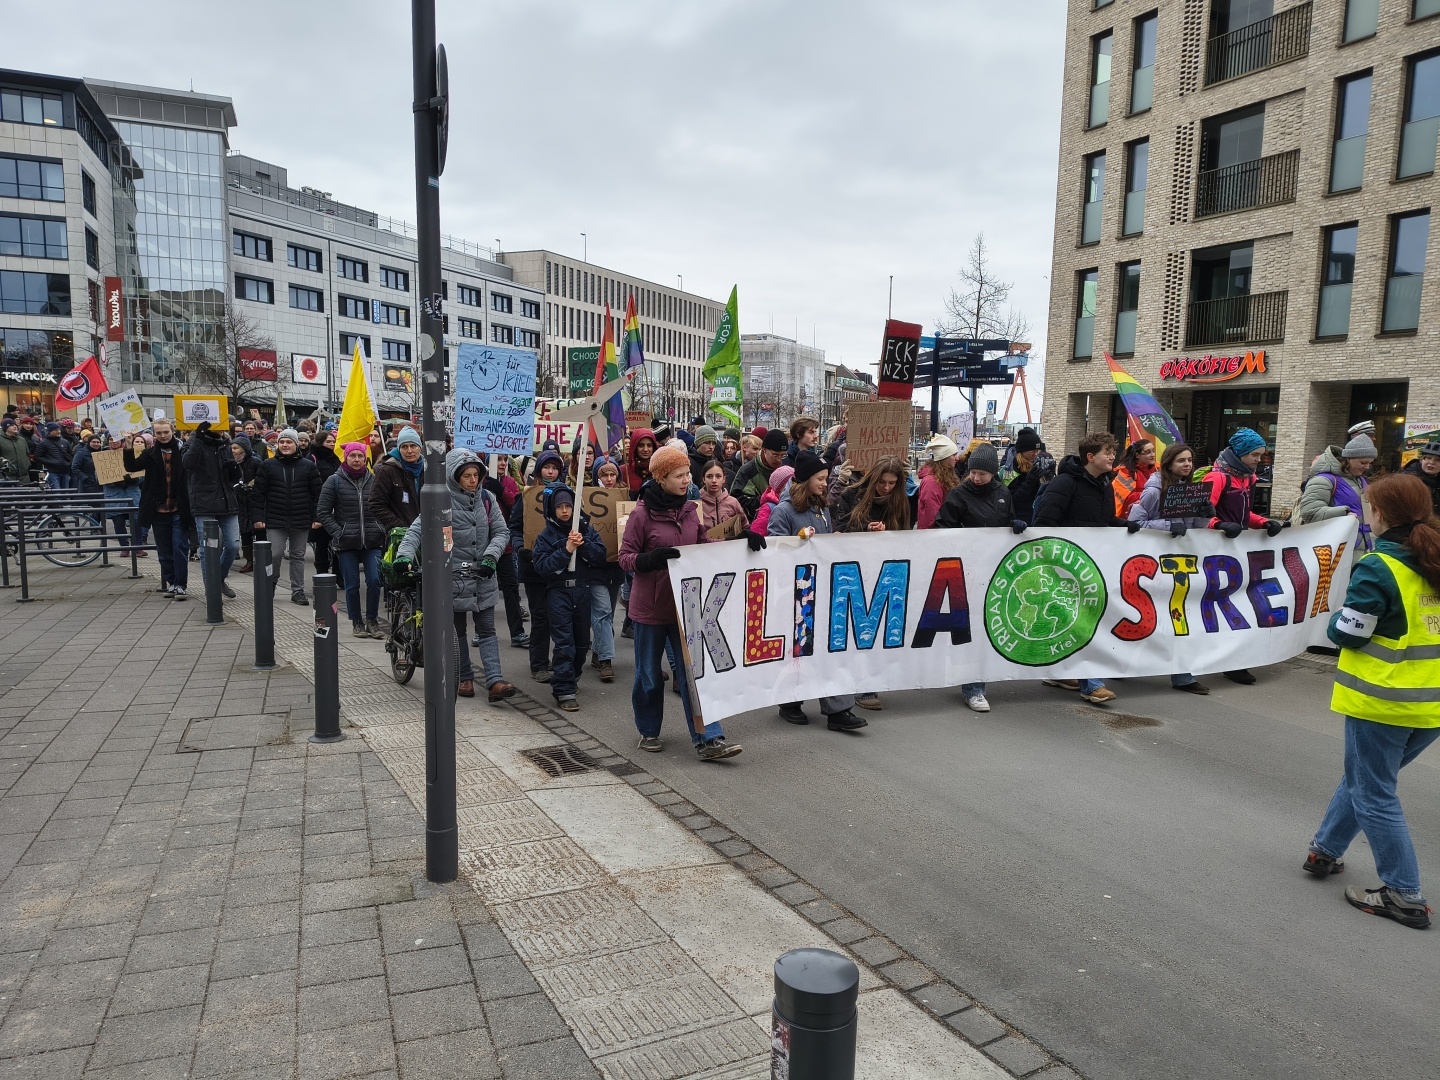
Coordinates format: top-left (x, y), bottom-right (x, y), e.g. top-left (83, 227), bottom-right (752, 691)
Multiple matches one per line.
top-left (252, 538), bottom-right (276, 670)
top-left (16, 511), bottom-right (30, 603)
top-left (126, 509), bottom-right (141, 579)
top-left (413, 0), bottom-right (457, 883)
top-left (930, 372), bottom-right (941, 438)
top-left (310, 572), bottom-right (344, 743)
top-left (771, 949), bottom-right (859, 1080)
top-left (202, 518), bottom-right (223, 625)
top-left (0, 504), bottom-right (9, 588)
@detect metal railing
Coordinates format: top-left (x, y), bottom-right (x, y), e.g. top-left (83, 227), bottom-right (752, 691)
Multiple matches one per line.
top-left (1184, 290), bottom-right (1289, 348)
top-left (1205, 3), bottom-right (1312, 85)
top-left (1195, 149), bottom-right (1300, 218)
top-left (0, 492), bottom-right (153, 601)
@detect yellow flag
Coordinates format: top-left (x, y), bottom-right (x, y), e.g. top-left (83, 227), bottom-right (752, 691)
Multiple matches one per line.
top-left (335, 343), bottom-right (378, 456)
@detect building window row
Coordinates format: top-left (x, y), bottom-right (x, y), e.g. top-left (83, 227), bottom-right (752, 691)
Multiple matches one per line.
top-left (457, 317), bottom-right (483, 339)
top-left (380, 266), bottom-right (409, 292)
top-left (336, 255), bottom-right (367, 282)
top-left (492, 291), bottom-right (512, 314)
top-left (520, 298), bottom-right (540, 320)
top-left (382, 340), bottom-right (411, 363)
top-left (288, 243), bottom-right (322, 273)
top-left (0, 214), bottom-right (67, 259)
top-left (340, 332), bottom-right (370, 358)
top-left (455, 283), bottom-right (481, 307)
top-left (289, 284), bottom-right (323, 312)
top-left (0, 89), bottom-right (62, 128)
top-left (543, 259), bottom-right (712, 331)
top-left (235, 275), bottom-right (273, 304)
top-left (84, 227), bottom-right (98, 270)
top-left (0, 156), bottom-right (64, 201)
top-left (232, 230), bottom-right (272, 262)
top-left (338, 294), bottom-right (368, 320)
top-left (378, 302), bottom-right (409, 327)
top-left (81, 172), bottom-right (96, 217)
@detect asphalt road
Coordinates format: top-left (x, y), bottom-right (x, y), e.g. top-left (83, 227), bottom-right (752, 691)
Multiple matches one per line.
top-left (538, 644), bottom-right (1440, 1080)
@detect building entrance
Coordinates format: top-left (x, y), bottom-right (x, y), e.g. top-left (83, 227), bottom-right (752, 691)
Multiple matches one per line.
top-left (1348, 382), bottom-right (1408, 474)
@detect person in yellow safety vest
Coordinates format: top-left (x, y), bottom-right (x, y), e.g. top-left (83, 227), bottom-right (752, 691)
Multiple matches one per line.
top-left (1304, 472), bottom-right (1440, 929)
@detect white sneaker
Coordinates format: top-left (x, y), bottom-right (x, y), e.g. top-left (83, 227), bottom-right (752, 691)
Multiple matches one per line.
top-left (965, 694), bottom-right (990, 713)
top-left (171, 587), bottom-right (188, 601)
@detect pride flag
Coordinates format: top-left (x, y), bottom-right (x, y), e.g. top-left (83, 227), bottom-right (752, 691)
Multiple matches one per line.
top-left (1105, 353), bottom-right (1183, 457)
top-left (621, 295), bottom-right (645, 370)
top-left (592, 304), bottom-right (626, 450)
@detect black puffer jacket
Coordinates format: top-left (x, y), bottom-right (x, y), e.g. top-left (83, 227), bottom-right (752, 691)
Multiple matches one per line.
top-left (72, 445), bottom-right (102, 493)
top-left (316, 469), bottom-right (386, 552)
top-left (1402, 459), bottom-right (1440, 517)
top-left (252, 451), bottom-right (320, 530)
top-left (31, 434), bottom-right (73, 476)
top-left (1032, 455), bottom-right (1119, 528)
top-left (935, 478), bottom-right (1013, 529)
top-left (182, 430), bottom-right (241, 516)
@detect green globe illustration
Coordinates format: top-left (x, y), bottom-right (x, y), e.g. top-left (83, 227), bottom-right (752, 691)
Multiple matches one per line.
top-left (985, 538), bottom-right (1106, 666)
top-left (1006, 564), bottom-right (1081, 640)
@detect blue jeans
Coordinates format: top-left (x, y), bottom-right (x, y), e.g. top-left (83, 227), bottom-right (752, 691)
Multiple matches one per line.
top-left (547, 584), bottom-right (590, 699)
top-left (590, 582), bottom-right (616, 662)
top-left (195, 514), bottom-right (240, 587)
top-left (961, 682), bottom-right (985, 697)
top-left (334, 547), bottom-right (382, 623)
top-left (1312, 716), bottom-right (1440, 896)
top-left (1081, 679), bottom-right (1105, 694)
top-left (632, 621), bottom-right (722, 746)
top-left (152, 512), bottom-right (189, 589)
top-left (455, 607), bottom-right (503, 688)
top-left (45, 471), bottom-right (71, 490)
top-left (1170, 673), bottom-right (1198, 687)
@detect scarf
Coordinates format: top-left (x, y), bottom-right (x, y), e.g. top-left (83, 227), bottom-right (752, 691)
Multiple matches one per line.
top-left (641, 481), bottom-right (687, 513)
top-left (1216, 446), bottom-right (1254, 477)
top-left (340, 460), bottom-right (368, 480)
top-left (389, 446), bottom-right (424, 478)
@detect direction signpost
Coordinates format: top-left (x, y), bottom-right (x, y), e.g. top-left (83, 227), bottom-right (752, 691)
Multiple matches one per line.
top-left (915, 337), bottom-right (1010, 433)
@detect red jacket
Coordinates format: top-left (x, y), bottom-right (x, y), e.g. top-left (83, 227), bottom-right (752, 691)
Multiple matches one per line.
top-left (1202, 459), bottom-right (1267, 529)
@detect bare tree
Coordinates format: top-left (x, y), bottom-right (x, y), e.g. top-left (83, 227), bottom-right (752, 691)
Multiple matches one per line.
top-left (937, 234), bottom-right (1031, 346)
top-left (177, 304), bottom-right (278, 412)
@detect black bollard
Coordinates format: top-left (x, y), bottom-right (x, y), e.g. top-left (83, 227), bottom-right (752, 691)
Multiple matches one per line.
top-left (309, 572), bottom-right (344, 743)
top-left (126, 509), bottom-right (141, 579)
top-left (771, 948), bottom-right (859, 1080)
top-left (202, 519), bottom-right (223, 625)
top-left (252, 539), bottom-right (277, 671)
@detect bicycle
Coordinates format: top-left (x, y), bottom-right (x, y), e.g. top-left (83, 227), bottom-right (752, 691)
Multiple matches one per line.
top-left (383, 561), bottom-right (424, 685)
top-left (30, 509), bottom-right (106, 568)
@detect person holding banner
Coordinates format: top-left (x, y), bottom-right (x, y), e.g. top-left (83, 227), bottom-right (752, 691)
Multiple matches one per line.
top-left (1111, 439), bottom-right (1156, 518)
top-left (697, 460), bottom-right (748, 534)
top-left (619, 443), bottom-right (742, 759)
top-left (767, 451), bottom-right (866, 731)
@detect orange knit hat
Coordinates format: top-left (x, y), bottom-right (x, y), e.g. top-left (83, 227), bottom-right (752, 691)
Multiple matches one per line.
top-left (647, 443), bottom-right (691, 483)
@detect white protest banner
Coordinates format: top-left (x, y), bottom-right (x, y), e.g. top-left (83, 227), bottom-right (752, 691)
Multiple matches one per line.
top-left (453, 344), bottom-right (538, 456)
top-left (94, 389), bottom-right (148, 437)
top-left (533, 397), bottom-right (589, 454)
top-left (667, 519), bottom-right (1357, 723)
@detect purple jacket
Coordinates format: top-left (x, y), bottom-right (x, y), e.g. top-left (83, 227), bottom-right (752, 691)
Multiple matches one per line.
top-left (618, 497), bottom-right (710, 625)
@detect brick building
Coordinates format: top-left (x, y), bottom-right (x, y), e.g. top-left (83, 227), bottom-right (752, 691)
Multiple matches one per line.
top-left (1041, 0), bottom-right (1440, 511)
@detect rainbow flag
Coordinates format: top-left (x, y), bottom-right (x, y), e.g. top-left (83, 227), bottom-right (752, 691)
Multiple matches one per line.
top-left (621, 295), bottom-right (645, 370)
top-left (1105, 353), bottom-right (1183, 457)
top-left (592, 304), bottom-right (626, 450)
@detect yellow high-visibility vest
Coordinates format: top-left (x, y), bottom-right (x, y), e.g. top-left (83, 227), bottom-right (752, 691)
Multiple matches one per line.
top-left (1331, 552), bottom-right (1440, 727)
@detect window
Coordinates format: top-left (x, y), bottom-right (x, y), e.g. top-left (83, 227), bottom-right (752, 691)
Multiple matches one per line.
top-left (84, 228), bottom-right (98, 270)
top-left (1383, 211), bottom-right (1429, 332)
top-left (1420, 0), bottom-right (1440, 19)
top-left (338, 294), bottom-right (369, 320)
top-left (458, 317), bottom-right (483, 339)
top-left (1074, 269), bottom-right (1099, 359)
top-left (0, 271), bottom-right (70, 315)
top-left (289, 284), bottom-right (323, 312)
top-left (339, 332), bottom-right (371, 358)
top-left (1330, 72), bottom-right (1372, 193)
top-left (1398, 52), bottom-right (1440, 179)
top-left (456, 283), bottom-right (481, 307)
top-left (1089, 32), bottom-right (1113, 127)
top-left (381, 340), bottom-right (411, 363)
top-left (545, 260), bottom-right (553, 293)
top-left (81, 171), bottom-right (96, 216)
top-left (1200, 104), bottom-right (1264, 170)
top-left (378, 302), bottom-right (409, 327)
top-left (1343, 0), bottom-right (1379, 42)
top-left (336, 255), bottom-right (368, 282)
top-left (516, 328), bottom-right (540, 349)
top-left (520, 298), bottom-right (540, 320)
top-left (1191, 242), bottom-right (1252, 303)
top-left (0, 214), bottom-right (67, 259)
top-left (1317, 224), bottom-right (1358, 338)
top-left (1123, 140), bottom-right (1148, 235)
top-left (1115, 263), bottom-right (1141, 354)
top-left (288, 243), bottom-right (322, 273)
top-left (491, 324), bottom-right (514, 344)
top-left (235, 275), bottom-right (274, 304)
top-left (380, 266), bottom-right (409, 291)
top-left (492, 292), bottom-right (513, 313)
top-left (0, 90), bottom-right (63, 127)
top-left (0, 156), bottom-right (64, 201)
top-left (1081, 151), bottom-right (1106, 244)
top-left (1131, 13), bottom-right (1157, 113)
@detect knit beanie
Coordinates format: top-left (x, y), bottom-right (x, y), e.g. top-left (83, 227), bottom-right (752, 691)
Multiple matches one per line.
top-left (647, 443), bottom-right (691, 483)
top-left (693, 424), bottom-right (718, 449)
top-left (1341, 433), bottom-right (1377, 459)
top-left (1227, 427), bottom-right (1265, 456)
top-left (277, 427), bottom-right (299, 444)
top-left (762, 429), bottom-right (788, 453)
top-left (1014, 428), bottom-right (1041, 454)
top-left (768, 465), bottom-right (795, 494)
top-left (752, 426), bottom-right (769, 440)
top-left (342, 441), bottom-right (368, 459)
top-left (924, 433), bottom-right (958, 462)
top-left (793, 450), bottom-right (827, 485)
top-left (723, 427), bottom-right (741, 442)
top-left (967, 443), bottom-right (1000, 476)
top-left (396, 426), bottom-right (422, 448)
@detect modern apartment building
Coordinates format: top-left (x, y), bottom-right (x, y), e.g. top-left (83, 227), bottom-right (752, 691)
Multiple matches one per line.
top-left (1042, 0), bottom-right (1440, 507)
top-left (739, 334), bottom-right (826, 431)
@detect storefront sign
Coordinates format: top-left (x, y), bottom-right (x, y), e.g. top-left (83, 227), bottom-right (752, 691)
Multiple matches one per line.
top-left (104, 277), bottom-right (124, 341)
top-left (1, 371), bottom-right (56, 384)
top-left (1159, 350), bottom-right (1266, 385)
top-left (292, 354), bottom-right (326, 385)
top-left (239, 348), bottom-right (278, 382)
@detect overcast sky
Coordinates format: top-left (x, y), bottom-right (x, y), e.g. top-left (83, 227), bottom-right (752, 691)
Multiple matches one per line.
top-left (15, 0), bottom-right (1066, 422)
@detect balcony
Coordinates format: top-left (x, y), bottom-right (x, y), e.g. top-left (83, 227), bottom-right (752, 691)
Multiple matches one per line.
top-left (1194, 150), bottom-right (1299, 218)
top-left (1184, 290), bottom-right (1289, 348)
top-left (1205, 3), bottom-right (1312, 85)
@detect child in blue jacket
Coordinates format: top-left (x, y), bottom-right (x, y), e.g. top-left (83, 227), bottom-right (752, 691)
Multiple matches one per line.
top-left (531, 484), bottom-right (607, 711)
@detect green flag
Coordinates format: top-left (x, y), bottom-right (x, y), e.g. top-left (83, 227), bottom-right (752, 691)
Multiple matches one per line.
top-left (703, 285), bottom-right (742, 426)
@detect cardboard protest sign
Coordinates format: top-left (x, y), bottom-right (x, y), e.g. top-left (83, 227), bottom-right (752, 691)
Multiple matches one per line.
top-left (706, 514), bottom-right (747, 541)
top-left (453, 343), bottom-right (538, 456)
top-left (845, 400), bottom-right (913, 473)
top-left (521, 485), bottom-right (623, 561)
top-left (92, 448), bottom-right (144, 487)
top-left (532, 398), bottom-right (589, 454)
top-left (1158, 481), bottom-right (1217, 520)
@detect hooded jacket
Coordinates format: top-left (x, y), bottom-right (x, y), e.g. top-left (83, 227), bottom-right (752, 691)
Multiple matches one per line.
top-left (531, 483), bottom-right (607, 586)
top-left (1401, 458), bottom-right (1440, 517)
top-left (369, 449), bottom-right (422, 531)
top-left (1299, 445), bottom-right (1372, 552)
top-left (509, 450), bottom-right (568, 584)
top-left (1127, 470), bottom-right (1214, 531)
top-left (72, 443), bottom-right (103, 493)
top-left (935, 477), bottom-right (1013, 529)
top-left (0, 429), bottom-right (31, 478)
top-left (619, 485), bottom-right (710, 624)
top-left (230, 437), bottom-right (259, 524)
top-left (1201, 448), bottom-right (1267, 530)
top-left (729, 454), bottom-right (777, 520)
top-left (622, 427), bottom-right (656, 496)
top-left (697, 485), bottom-right (748, 533)
top-left (766, 490), bottom-right (835, 538)
top-left (398, 448), bottom-right (508, 611)
top-left (1033, 455), bottom-right (1120, 528)
top-left (124, 436), bottom-right (192, 526)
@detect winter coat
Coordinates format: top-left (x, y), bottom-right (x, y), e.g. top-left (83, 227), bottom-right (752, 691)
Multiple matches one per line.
top-left (368, 453), bottom-right (422, 532)
top-left (750, 486), bottom-right (784, 539)
top-left (182, 431), bottom-right (241, 517)
top-left (398, 448), bottom-right (509, 611)
top-left (729, 456), bottom-right (776, 520)
top-left (1200, 448), bottom-right (1267, 530)
top-left (1127, 471), bottom-right (1213, 532)
top-left (1111, 464), bottom-right (1155, 517)
top-left (531, 485), bottom-right (607, 587)
top-left (251, 451), bottom-right (320, 530)
top-left (915, 465), bottom-right (952, 530)
top-left (618, 491), bottom-right (709, 625)
top-left (123, 438), bottom-right (191, 526)
top-left (310, 445), bottom-right (340, 484)
top-left (31, 434), bottom-right (73, 476)
top-left (72, 446), bottom-right (101, 493)
top-left (622, 427), bottom-right (656, 496)
top-left (0, 431), bottom-right (31, 478)
top-left (1299, 445), bottom-right (1372, 554)
top-left (1033, 455), bottom-right (1120, 528)
top-left (484, 473), bottom-right (523, 554)
top-left (232, 452), bottom-right (259, 526)
top-left (935, 478), bottom-right (1013, 530)
top-left (1401, 459), bottom-right (1440, 517)
top-left (767, 495), bottom-right (835, 538)
top-left (1007, 464), bottom-right (1045, 525)
top-left (316, 469), bottom-right (387, 552)
top-left (697, 488), bottom-right (747, 532)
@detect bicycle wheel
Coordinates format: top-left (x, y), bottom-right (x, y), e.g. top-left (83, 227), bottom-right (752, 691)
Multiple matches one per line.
top-left (389, 590), bottom-right (417, 684)
top-left (33, 512), bottom-right (104, 567)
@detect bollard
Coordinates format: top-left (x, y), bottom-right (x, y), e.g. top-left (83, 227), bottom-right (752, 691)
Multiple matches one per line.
top-left (252, 539), bottom-right (277, 670)
top-left (1, 503), bottom-right (9, 588)
top-left (126, 509), bottom-right (141, 579)
top-left (771, 948), bottom-right (858, 1080)
top-left (202, 519), bottom-right (223, 625)
top-left (309, 572), bottom-right (344, 743)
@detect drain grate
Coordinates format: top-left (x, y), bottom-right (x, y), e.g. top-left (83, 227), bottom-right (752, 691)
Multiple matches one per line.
top-left (521, 745), bottom-right (599, 777)
top-left (1076, 705), bottom-right (1162, 731)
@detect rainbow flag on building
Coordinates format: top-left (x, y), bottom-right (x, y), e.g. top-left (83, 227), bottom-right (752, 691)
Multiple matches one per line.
top-left (1105, 352), bottom-right (1183, 457)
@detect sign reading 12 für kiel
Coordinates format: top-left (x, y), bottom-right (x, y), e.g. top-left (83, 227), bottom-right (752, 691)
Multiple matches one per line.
top-left (666, 518), bottom-right (1356, 723)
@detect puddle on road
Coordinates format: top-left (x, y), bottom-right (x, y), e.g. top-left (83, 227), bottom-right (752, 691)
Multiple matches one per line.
top-left (1074, 705), bottom-right (1162, 731)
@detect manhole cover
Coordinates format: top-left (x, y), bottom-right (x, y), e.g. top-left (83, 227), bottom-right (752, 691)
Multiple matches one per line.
top-left (1075, 705), bottom-right (1161, 731)
top-left (178, 713), bottom-right (292, 752)
top-left (521, 745), bottom-right (599, 777)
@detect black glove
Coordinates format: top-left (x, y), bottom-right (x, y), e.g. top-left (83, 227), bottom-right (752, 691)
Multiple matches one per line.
top-left (1218, 521), bottom-right (1242, 539)
top-left (1125, 519), bottom-right (1143, 534)
top-left (477, 555), bottom-right (497, 578)
top-left (746, 531), bottom-right (767, 551)
top-left (1011, 519), bottom-right (1027, 534)
top-left (635, 546), bottom-right (681, 573)
top-left (196, 421), bottom-right (211, 434)
top-left (1170, 520), bottom-right (1187, 538)
top-left (1265, 519), bottom-right (1286, 537)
